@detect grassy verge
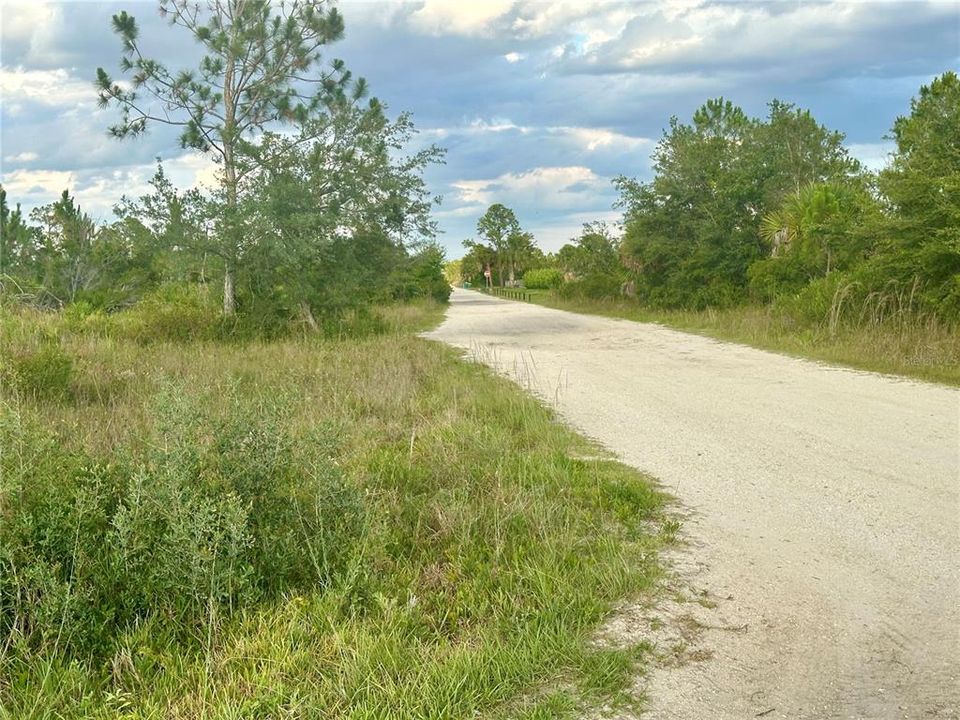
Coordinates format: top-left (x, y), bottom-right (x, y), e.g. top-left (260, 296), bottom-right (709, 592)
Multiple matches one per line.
top-left (522, 291), bottom-right (960, 386)
top-left (0, 299), bottom-right (671, 719)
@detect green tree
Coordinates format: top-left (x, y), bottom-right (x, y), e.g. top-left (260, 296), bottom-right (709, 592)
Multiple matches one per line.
top-left (617, 98), bottom-right (759, 307)
top-left (617, 97), bottom-right (867, 309)
top-left (876, 70), bottom-right (960, 314)
top-left (23, 191), bottom-right (160, 308)
top-left (475, 203), bottom-right (521, 286)
top-left (752, 181), bottom-right (879, 299)
top-left (391, 243), bottom-right (451, 304)
top-left (753, 100), bottom-right (861, 205)
top-left (0, 186), bottom-right (38, 282)
top-left (503, 230), bottom-right (536, 285)
top-left (461, 239), bottom-right (496, 288)
top-left (116, 162), bottom-right (214, 285)
top-left (28, 191), bottom-right (101, 304)
top-left (231, 102), bottom-right (443, 326)
top-left (556, 222), bottom-right (620, 278)
top-left (443, 259), bottom-right (463, 286)
top-left (96, 0), bottom-right (366, 314)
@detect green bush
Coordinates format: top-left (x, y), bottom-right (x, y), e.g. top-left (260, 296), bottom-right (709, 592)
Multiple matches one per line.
top-left (391, 245), bottom-right (452, 304)
top-left (109, 283), bottom-right (221, 343)
top-left (4, 339), bottom-right (74, 400)
top-left (523, 268), bottom-right (564, 290)
top-left (0, 386), bottom-right (364, 660)
top-left (210, 397), bottom-right (364, 595)
top-left (557, 273), bottom-right (623, 300)
top-left (775, 274), bottom-right (847, 327)
top-left (747, 256), bottom-right (811, 302)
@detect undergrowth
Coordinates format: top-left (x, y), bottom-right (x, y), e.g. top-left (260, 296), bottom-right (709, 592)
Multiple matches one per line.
top-left (0, 298), bottom-right (669, 718)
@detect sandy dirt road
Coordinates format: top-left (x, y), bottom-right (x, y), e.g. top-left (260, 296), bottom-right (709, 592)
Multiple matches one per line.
top-left (425, 289), bottom-right (960, 720)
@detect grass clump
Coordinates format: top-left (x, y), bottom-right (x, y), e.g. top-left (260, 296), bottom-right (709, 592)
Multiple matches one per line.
top-left (0, 299), bottom-right (669, 718)
top-left (2, 339), bottom-right (75, 400)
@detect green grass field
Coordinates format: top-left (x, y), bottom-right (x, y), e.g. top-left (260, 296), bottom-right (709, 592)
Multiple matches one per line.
top-left (1, 299), bottom-right (672, 719)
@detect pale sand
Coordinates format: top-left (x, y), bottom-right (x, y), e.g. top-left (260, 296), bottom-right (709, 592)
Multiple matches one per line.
top-left (426, 288), bottom-right (960, 719)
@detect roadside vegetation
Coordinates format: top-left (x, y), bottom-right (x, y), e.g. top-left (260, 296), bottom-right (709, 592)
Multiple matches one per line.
top-left (456, 72), bottom-right (960, 385)
top-left (0, 299), bottom-right (670, 718)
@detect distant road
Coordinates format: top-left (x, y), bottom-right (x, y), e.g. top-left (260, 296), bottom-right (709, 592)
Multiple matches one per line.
top-left (426, 288), bottom-right (960, 720)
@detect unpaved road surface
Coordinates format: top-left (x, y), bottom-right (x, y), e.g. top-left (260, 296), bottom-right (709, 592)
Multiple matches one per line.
top-left (426, 289), bottom-right (960, 720)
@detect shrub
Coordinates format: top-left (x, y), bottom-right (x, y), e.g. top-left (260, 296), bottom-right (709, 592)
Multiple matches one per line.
top-left (0, 385), bottom-right (364, 661)
top-left (209, 395), bottom-right (364, 595)
top-left (776, 274), bottom-right (847, 328)
top-left (523, 268), bottom-right (564, 290)
top-left (747, 256), bottom-right (811, 301)
top-left (107, 283), bottom-right (222, 343)
top-left (4, 339), bottom-right (74, 400)
top-left (557, 273), bottom-right (623, 300)
top-left (391, 245), bottom-right (452, 304)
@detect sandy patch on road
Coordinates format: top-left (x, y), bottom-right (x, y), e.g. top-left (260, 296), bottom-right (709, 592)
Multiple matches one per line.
top-left (427, 289), bottom-right (960, 720)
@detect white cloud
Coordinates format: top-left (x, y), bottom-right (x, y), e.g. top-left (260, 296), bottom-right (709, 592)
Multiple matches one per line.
top-left (452, 165), bottom-right (607, 208)
top-left (0, 2), bottom-right (61, 44)
top-left (527, 209), bottom-right (623, 251)
top-left (848, 142), bottom-right (895, 172)
top-left (4, 151), bottom-right (39, 163)
top-left (338, 0), bottom-right (415, 28)
top-left (0, 2), bottom-right (73, 67)
top-left (504, 51), bottom-right (525, 63)
top-left (163, 151), bottom-right (222, 191)
top-left (0, 66), bottom-right (94, 107)
top-left (562, 0), bottom-right (958, 79)
top-left (548, 126), bottom-right (651, 152)
top-left (422, 117), bottom-right (531, 138)
top-left (0, 167), bottom-right (75, 198)
top-left (408, 0), bottom-right (514, 36)
top-left (423, 118), bottom-right (650, 152)
top-left (433, 205), bottom-right (486, 220)
top-left (0, 151), bottom-right (221, 219)
top-left (393, 0), bottom-right (635, 41)
top-left (467, 117), bottom-right (530, 134)
top-left (510, 1), bottom-right (631, 42)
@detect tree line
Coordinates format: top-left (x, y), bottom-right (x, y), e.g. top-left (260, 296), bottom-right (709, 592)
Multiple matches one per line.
top-left (459, 71), bottom-right (959, 324)
top-left (0, 0), bottom-right (449, 334)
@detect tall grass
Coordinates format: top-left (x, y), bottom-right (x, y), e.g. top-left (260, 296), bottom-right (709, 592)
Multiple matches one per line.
top-left (529, 287), bottom-right (960, 386)
top-left (0, 299), bottom-right (670, 718)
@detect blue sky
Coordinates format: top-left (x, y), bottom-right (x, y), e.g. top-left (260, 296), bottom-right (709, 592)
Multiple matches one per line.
top-left (1, 1), bottom-right (958, 257)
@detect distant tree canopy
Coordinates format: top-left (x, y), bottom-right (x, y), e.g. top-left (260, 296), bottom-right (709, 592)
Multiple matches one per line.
top-left (6, 42), bottom-right (956, 333)
top-left (0, 187), bottom-right (37, 282)
top-left (556, 223), bottom-right (621, 279)
top-left (455, 72), bottom-right (958, 326)
top-left (874, 70), bottom-right (960, 313)
top-left (615, 97), bottom-right (863, 309)
top-left (462, 204), bottom-right (543, 287)
top-left (0, 189), bottom-right (160, 309)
